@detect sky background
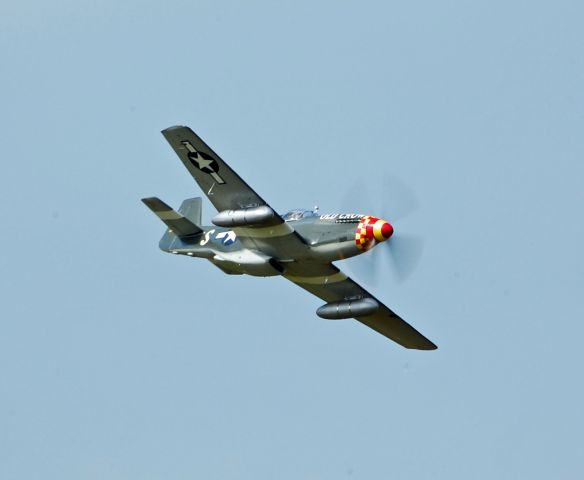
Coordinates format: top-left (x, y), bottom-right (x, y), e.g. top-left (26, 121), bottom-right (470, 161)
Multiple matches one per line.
top-left (1, 1), bottom-right (583, 478)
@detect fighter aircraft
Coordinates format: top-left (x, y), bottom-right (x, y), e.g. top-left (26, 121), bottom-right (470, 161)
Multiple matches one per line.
top-left (142, 126), bottom-right (437, 350)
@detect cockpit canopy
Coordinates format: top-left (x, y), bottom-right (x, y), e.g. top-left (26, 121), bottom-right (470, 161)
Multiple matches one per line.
top-left (282, 208), bottom-right (318, 221)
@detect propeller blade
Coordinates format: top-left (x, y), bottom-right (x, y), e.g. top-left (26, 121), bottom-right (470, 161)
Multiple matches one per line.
top-left (386, 233), bottom-right (425, 282)
top-left (343, 249), bottom-right (380, 288)
top-left (381, 174), bottom-right (419, 222)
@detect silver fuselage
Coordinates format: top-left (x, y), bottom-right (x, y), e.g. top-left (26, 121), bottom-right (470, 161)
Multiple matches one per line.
top-left (159, 214), bottom-right (366, 276)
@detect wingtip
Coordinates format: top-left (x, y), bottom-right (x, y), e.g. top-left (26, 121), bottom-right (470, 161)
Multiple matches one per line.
top-left (141, 196), bottom-right (159, 206)
top-left (141, 197), bottom-right (173, 213)
top-left (161, 125), bottom-right (188, 135)
top-left (405, 339), bottom-right (438, 350)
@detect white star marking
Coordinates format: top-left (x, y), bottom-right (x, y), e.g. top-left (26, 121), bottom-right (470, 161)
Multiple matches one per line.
top-left (192, 153), bottom-right (214, 171)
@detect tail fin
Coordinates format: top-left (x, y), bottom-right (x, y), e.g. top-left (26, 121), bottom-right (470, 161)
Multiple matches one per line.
top-left (142, 197), bottom-right (203, 238)
top-left (177, 197), bottom-right (202, 226)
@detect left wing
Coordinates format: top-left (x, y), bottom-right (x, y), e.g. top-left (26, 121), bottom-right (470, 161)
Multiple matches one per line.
top-left (284, 263), bottom-right (437, 350)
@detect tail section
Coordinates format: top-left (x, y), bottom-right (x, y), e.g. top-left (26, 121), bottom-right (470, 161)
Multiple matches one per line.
top-left (142, 197), bottom-right (203, 239)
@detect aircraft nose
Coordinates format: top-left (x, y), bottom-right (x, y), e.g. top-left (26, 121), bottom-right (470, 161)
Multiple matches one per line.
top-left (381, 221), bottom-right (394, 240)
top-left (373, 219), bottom-right (394, 242)
top-left (355, 216), bottom-right (394, 251)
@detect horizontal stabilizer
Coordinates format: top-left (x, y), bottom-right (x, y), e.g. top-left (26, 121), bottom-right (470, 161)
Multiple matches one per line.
top-left (142, 197), bottom-right (203, 238)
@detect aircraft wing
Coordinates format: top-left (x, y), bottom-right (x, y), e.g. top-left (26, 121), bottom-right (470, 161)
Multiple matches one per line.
top-left (162, 125), bottom-right (275, 212)
top-left (162, 125), bottom-right (309, 259)
top-left (284, 263), bottom-right (437, 350)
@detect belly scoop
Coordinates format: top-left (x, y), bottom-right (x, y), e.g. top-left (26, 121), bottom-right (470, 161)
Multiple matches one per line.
top-left (210, 248), bottom-right (284, 277)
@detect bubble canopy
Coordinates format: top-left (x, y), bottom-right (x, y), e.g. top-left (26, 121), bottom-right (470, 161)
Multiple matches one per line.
top-left (282, 208), bottom-right (318, 221)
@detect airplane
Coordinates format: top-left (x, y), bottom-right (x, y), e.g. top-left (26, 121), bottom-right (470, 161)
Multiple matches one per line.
top-left (142, 126), bottom-right (437, 350)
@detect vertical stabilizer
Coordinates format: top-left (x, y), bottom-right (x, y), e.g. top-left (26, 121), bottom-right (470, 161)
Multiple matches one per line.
top-left (178, 197), bottom-right (203, 226)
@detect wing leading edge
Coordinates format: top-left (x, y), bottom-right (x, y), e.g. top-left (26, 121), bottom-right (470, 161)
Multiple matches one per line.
top-left (284, 264), bottom-right (437, 350)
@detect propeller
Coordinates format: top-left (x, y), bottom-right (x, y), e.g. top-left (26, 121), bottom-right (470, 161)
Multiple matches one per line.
top-left (341, 174), bottom-right (425, 284)
top-left (379, 174), bottom-right (419, 223)
top-left (383, 232), bottom-right (425, 282)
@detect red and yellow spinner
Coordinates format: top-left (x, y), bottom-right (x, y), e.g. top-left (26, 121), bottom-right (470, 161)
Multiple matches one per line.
top-left (355, 216), bottom-right (393, 251)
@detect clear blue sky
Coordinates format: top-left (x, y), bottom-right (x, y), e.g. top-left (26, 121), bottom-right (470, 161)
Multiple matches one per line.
top-left (1, 1), bottom-right (583, 478)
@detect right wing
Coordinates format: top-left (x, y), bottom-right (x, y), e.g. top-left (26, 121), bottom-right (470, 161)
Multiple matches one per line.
top-left (161, 125), bottom-right (309, 259)
top-left (162, 125), bottom-right (273, 213)
top-left (284, 263), bottom-right (437, 350)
